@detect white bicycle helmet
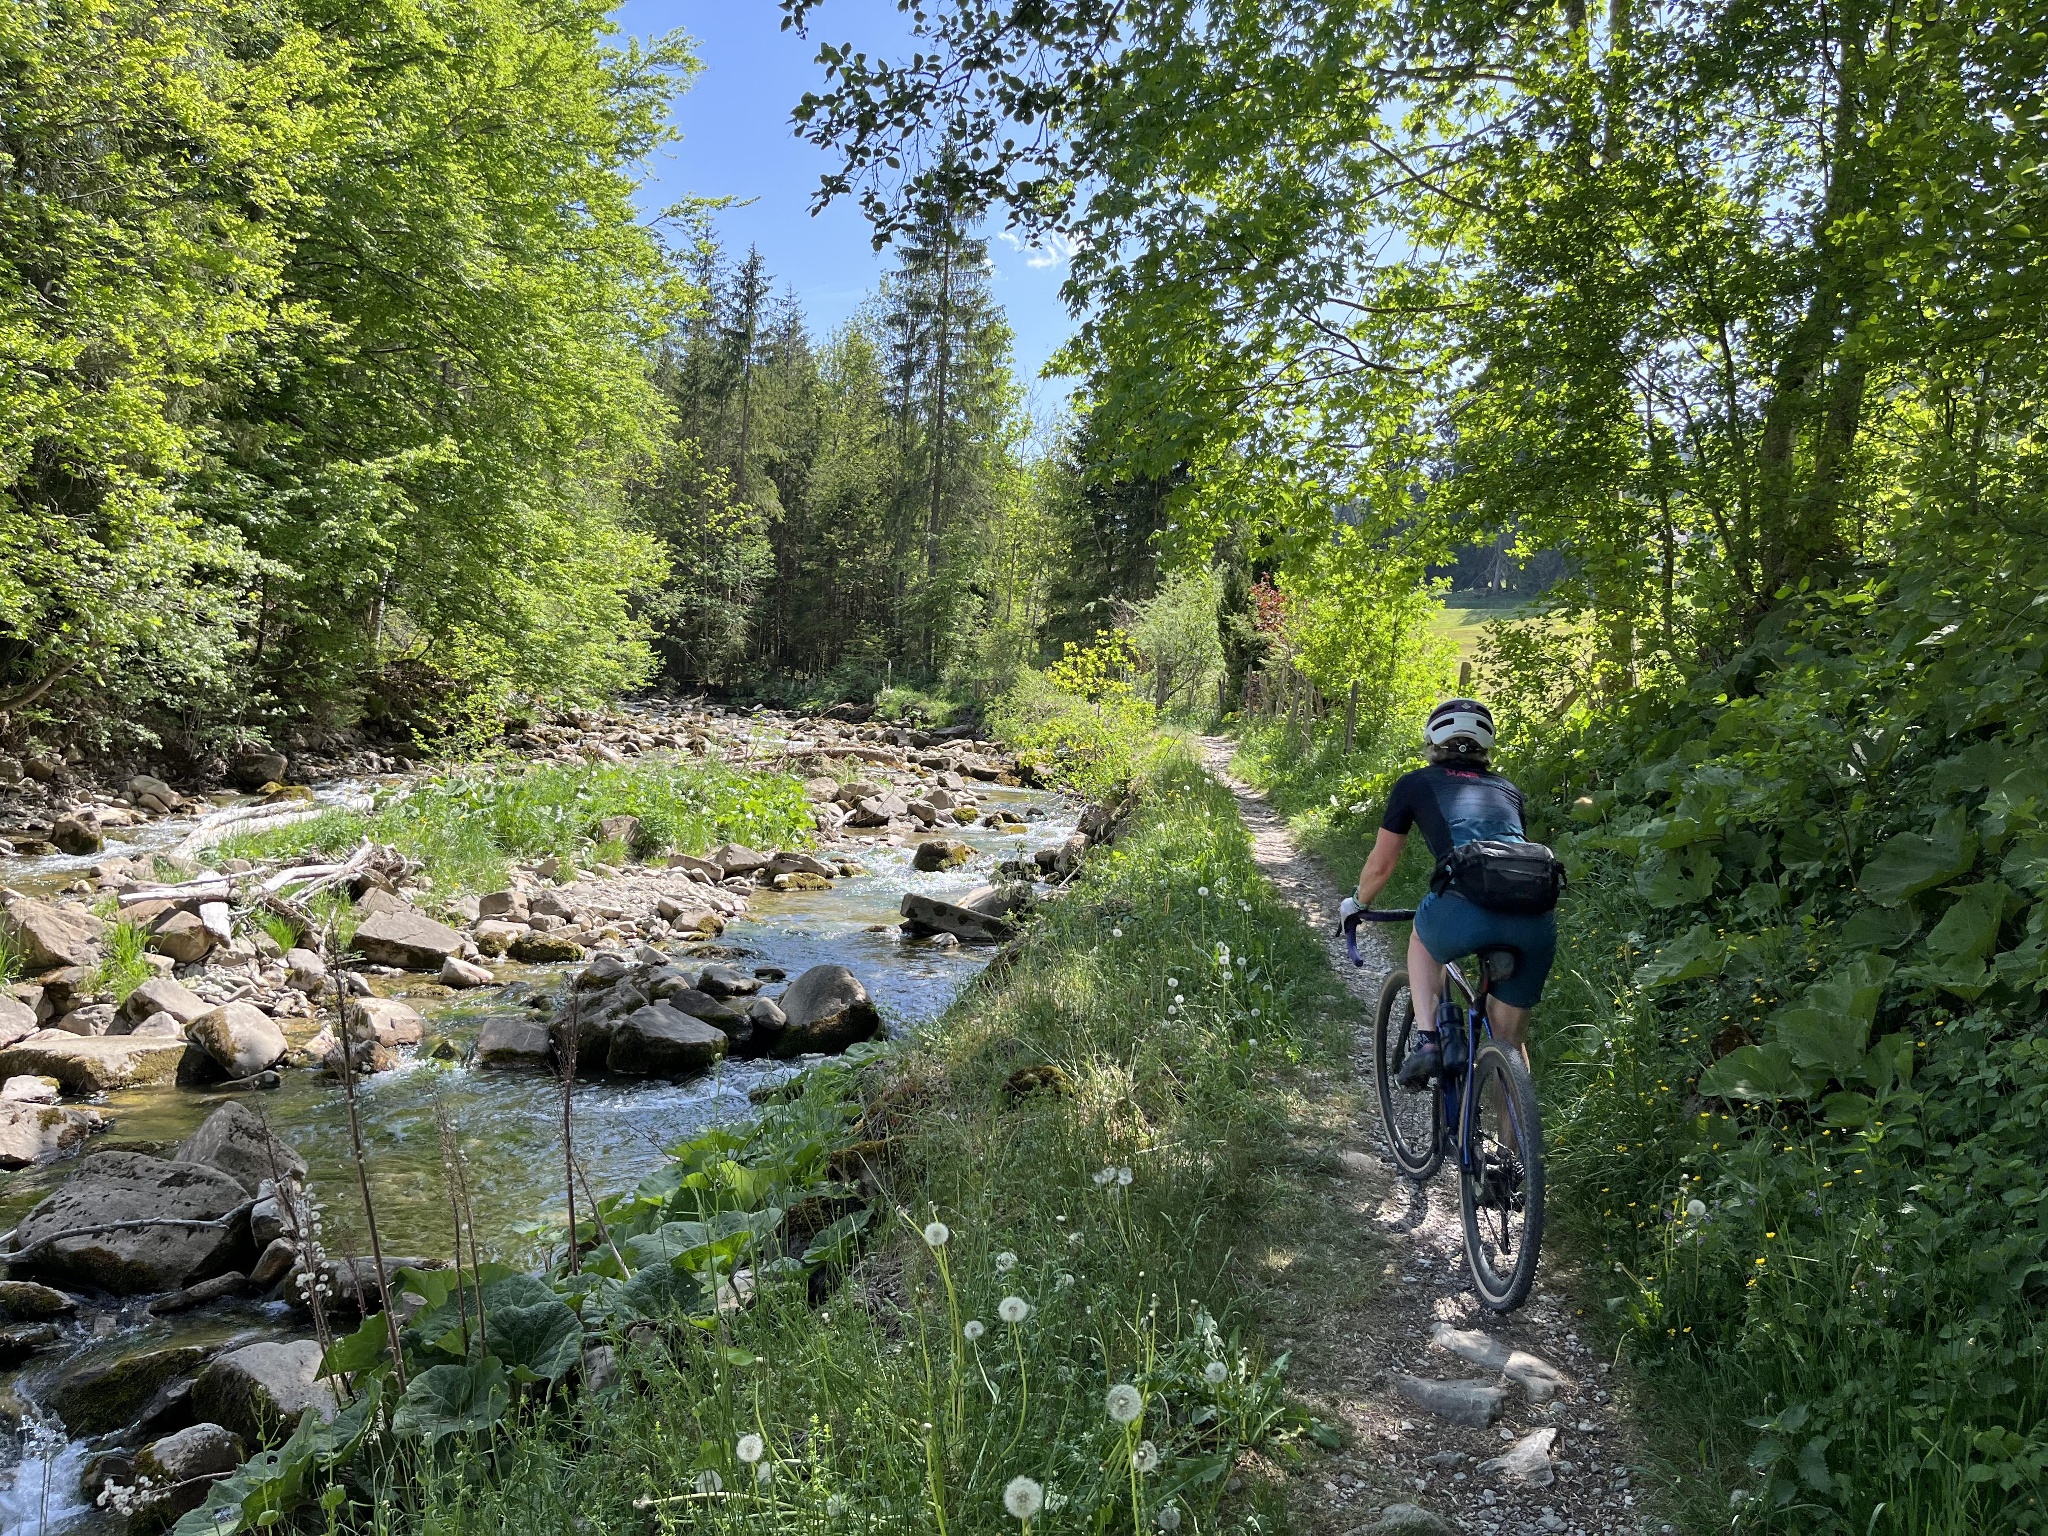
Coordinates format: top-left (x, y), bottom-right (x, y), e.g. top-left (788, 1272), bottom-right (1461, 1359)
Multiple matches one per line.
top-left (1424, 697), bottom-right (1496, 754)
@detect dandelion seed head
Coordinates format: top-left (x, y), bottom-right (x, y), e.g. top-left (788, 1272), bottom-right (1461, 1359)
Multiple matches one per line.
top-left (964, 1319), bottom-right (986, 1341)
top-left (1166, 977), bottom-right (1178, 989)
top-left (1056, 1271), bottom-right (1075, 1288)
top-left (1198, 886), bottom-right (1209, 897)
top-left (1112, 927), bottom-right (1124, 938)
top-left (999, 1295), bottom-right (1031, 1324)
top-left (1004, 1476), bottom-right (1045, 1520)
top-left (1093, 1166), bottom-right (1116, 1186)
top-left (1105, 1383), bottom-right (1144, 1423)
top-left (694, 1470), bottom-right (723, 1495)
top-left (995, 1250), bottom-right (1018, 1272)
top-left (1157, 1506), bottom-right (1183, 1531)
top-left (923, 1220), bottom-right (951, 1248)
top-left (1686, 1198), bottom-right (1708, 1218)
top-left (1067, 1230), bottom-right (1083, 1247)
top-left (755, 1462), bottom-right (774, 1486)
top-left (1204, 1360), bottom-right (1229, 1384)
top-left (1133, 1440), bottom-right (1160, 1474)
top-left (736, 1434), bottom-right (764, 1464)
top-left (1116, 1166), bottom-right (1133, 1186)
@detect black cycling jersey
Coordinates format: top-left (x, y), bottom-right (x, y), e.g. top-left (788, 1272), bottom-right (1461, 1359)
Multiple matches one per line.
top-left (1380, 762), bottom-right (1528, 863)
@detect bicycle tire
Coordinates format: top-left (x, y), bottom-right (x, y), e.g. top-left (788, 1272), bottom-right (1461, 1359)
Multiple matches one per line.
top-left (1373, 967), bottom-right (1442, 1179)
top-left (1459, 1041), bottom-right (1545, 1311)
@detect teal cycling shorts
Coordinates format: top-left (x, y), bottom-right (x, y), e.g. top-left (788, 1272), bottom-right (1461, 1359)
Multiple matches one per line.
top-left (1413, 889), bottom-right (1556, 1009)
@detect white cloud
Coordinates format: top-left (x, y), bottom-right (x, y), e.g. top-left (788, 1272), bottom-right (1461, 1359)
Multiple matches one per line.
top-left (997, 229), bottom-right (1081, 270)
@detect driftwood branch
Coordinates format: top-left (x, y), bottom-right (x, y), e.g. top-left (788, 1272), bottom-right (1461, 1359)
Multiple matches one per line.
top-left (0, 657), bottom-right (82, 714)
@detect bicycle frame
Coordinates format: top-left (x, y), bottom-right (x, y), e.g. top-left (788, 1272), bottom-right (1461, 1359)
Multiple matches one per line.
top-left (1437, 959), bottom-right (1492, 1172)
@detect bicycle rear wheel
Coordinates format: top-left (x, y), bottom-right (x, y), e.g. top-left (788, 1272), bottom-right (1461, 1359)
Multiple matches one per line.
top-left (1459, 1041), bottom-right (1545, 1311)
top-left (1373, 967), bottom-right (1442, 1179)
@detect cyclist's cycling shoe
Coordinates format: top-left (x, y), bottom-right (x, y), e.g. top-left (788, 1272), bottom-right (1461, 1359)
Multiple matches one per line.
top-left (1396, 1034), bottom-right (1442, 1091)
top-left (1477, 1155), bottom-right (1525, 1212)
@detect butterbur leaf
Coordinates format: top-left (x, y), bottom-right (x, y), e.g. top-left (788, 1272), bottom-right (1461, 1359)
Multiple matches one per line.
top-left (1859, 809), bottom-right (1976, 904)
top-left (1838, 905), bottom-right (1919, 951)
top-left (615, 1259), bottom-right (716, 1321)
top-left (390, 1358), bottom-right (509, 1443)
top-left (1923, 882), bottom-right (2012, 963)
top-left (1822, 1091), bottom-right (1875, 1128)
top-left (1858, 1032), bottom-right (1915, 1095)
top-left (1698, 1044), bottom-right (1817, 1102)
top-left (800, 1209), bottom-right (871, 1268)
top-left (1633, 923), bottom-right (1724, 988)
top-left (491, 1298), bottom-right (583, 1382)
top-left (321, 1312), bottom-right (394, 1379)
top-left (1773, 1006), bottom-right (1871, 1080)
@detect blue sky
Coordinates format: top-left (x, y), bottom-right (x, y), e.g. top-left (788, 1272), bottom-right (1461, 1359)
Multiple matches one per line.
top-left (611, 0), bottom-right (1081, 417)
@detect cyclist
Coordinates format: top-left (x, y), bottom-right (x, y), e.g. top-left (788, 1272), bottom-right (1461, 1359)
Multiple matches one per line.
top-left (1342, 698), bottom-right (1556, 1087)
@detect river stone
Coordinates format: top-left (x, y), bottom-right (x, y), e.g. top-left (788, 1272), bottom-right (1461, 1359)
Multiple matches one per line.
top-left (529, 890), bottom-right (575, 919)
top-left (131, 1009), bottom-right (185, 1038)
top-left (0, 993), bottom-right (38, 1048)
top-left (476, 1014), bottom-right (553, 1068)
top-left (711, 843), bottom-right (771, 877)
top-left (0, 897), bottom-right (104, 970)
top-left (120, 976), bottom-right (210, 1028)
top-left (474, 919), bottom-right (527, 956)
top-left (0, 1280), bottom-right (76, 1321)
top-left (726, 996), bottom-right (787, 1059)
top-left (478, 890), bottom-right (529, 921)
top-left (229, 749), bottom-right (289, 790)
top-left (510, 931), bottom-right (585, 964)
top-left (343, 996), bottom-right (425, 1048)
top-left (768, 850), bottom-right (834, 878)
top-left (177, 1102), bottom-right (307, 1193)
top-left (0, 1101), bottom-right (106, 1167)
top-left (776, 965), bottom-right (882, 1057)
top-left (353, 887), bottom-right (412, 918)
top-left (694, 963), bottom-right (760, 999)
top-left (1431, 1322), bottom-right (1570, 1403)
top-left (2, 1073), bottom-right (59, 1103)
top-left (52, 813), bottom-right (104, 856)
top-left (607, 1004), bottom-right (729, 1079)
top-left (186, 1003), bottom-right (288, 1078)
top-left (1476, 1425), bottom-right (1558, 1486)
top-left (1393, 1374), bottom-right (1508, 1427)
top-left (664, 853), bottom-right (725, 882)
top-left (912, 838), bottom-right (973, 872)
top-left (285, 947), bottom-right (327, 991)
top-left (595, 813), bottom-right (642, 850)
top-left (250, 1236), bottom-right (298, 1287)
top-left (440, 955), bottom-right (492, 988)
top-left (16, 1151), bottom-right (253, 1293)
top-left (0, 1034), bottom-right (192, 1094)
top-left (662, 987), bottom-right (745, 1030)
top-left (194, 1339), bottom-right (337, 1445)
top-left (846, 794), bottom-right (908, 828)
top-left (899, 891), bottom-right (1014, 944)
top-left (47, 1344), bottom-right (213, 1436)
top-left (134, 1422), bottom-right (246, 1518)
top-left (352, 908), bottom-right (464, 970)
top-left (50, 1003), bottom-right (117, 1037)
top-left (149, 909), bottom-right (215, 964)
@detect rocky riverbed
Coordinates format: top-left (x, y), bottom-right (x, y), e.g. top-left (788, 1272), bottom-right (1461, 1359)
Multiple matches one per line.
top-left (0, 705), bottom-right (1100, 1531)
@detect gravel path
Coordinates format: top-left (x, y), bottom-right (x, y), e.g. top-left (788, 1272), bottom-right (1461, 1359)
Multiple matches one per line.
top-left (1198, 740), bottom-right (1668, 1536)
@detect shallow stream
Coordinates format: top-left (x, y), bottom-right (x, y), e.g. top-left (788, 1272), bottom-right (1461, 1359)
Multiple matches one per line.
top-left (0, 758), bottom-right (1071, 1531)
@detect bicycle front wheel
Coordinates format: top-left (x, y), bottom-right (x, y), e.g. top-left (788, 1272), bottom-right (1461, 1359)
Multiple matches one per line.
top-left (1373, 967), bottom-right (1442, 1180)
top-left (1459, 1041), bottom-right (1545, 1311)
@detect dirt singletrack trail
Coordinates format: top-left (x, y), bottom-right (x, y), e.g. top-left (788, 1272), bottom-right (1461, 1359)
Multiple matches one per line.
top-left (1198, 739), bottom-right (1669, 1536)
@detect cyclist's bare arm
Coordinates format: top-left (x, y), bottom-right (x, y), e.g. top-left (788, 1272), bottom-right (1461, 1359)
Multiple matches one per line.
top-left (1355, 827), bottom-right (1406, 905)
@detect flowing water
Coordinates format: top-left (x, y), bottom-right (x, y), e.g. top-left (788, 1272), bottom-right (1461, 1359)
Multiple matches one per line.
top-left (0, 761), bottom-right (1072, 1532)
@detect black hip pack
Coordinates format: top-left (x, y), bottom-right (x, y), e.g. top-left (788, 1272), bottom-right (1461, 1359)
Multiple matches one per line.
top-left (1432, 839), bottom-right (1567, 915)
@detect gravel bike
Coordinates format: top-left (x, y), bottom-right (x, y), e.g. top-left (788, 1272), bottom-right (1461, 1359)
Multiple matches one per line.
top-left (1341, 906), bottom-right (1546, 1311)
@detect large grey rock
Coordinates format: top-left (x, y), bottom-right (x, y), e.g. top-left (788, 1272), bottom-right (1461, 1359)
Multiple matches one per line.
top-left (662, 987), bottom-right (745, 1029)
top-left (440, 955), bottom-right (493, 988)
top-left (131, 1009), bottom-right (186, 1038)
top-left (728, 996), bottom-right (788, 1059)
top-left (0, 1280), bottom-right (77, 1319)
top-left (50, 1003), bottom-right (117, 1037)
top-left (1476, 1426), bottom-right (1557, 1487)
top-left (14, 1151), bottom-right (252, 1294)
top-left (711, 843), bottom-right (771, 877)
top-left (899, 891), bottom-right (1014, 944)
top-left (768, 850), bottom-right (834, 878)
top-left (477, 890), bottom-right (529, 921)
top-left (0, 1033), bottom-right (192, 1094)
top-left (148, 909), bottom-right (216, 963)
top-left (1393, 1374), bottom-right (1508, 1427)
top-left (229, 749), bottom-right (289, 790)
top-left (133, 1422), bottom-right (246, 1519)
top-left (0, 897), bottom-right (104, 970)
top-left (120, 976), bottom-right (210, 1028)
top-left (912, 838), bottom-right (973, 872)
top-left (476, 1014), bottom-right (553, 1068)
top-left (474, 920), bottom-right (527, 957)
top-left (193, 1339), bottom-right (337, 1445)
top-left (177, 1102), bottom-right (306, 1193)
top-left (776, 965), bottom-right (882, 1057)
top-left (0, 993), bottom-right (39, 1048)
top-left (285, 948), bottom-right (327, 992)
top-left (186, 1003), bottom-right (288, 1078)
top-left (352, 908), bottom-right (465, 970)
top-left (0, 1101), bottom-right (106, 1167)
top-left (2, 1072), bottom-right (58, 1102)
top-left (46, 1344), bottom-right (212, 1436)
top-left (342, 996), bottom-right (425, 1048)
top-left (1431, 1322), bottom-right (1569, 1403)
top-left (607, 1004), bottom-right (729, 1078)
top-left (846, 794), bottom-right (908, 828)
top-left (51, 812), bottom-right (104, 856)
top-left (509, 931), bottom-right (585, 964)
top-left (694, 963), bottom-right (760, 999)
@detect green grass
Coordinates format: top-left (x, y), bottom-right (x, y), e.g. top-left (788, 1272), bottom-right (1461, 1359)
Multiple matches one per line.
top-left (874, 684), bottom-right (965, 726)
top-left (93, 920), bottom-right (154, 1003)
top-left (1429, 593), bottom-right (1559, 668)
top-left (215, 758), bottom-right (814, 896)
top-left (314, 742), bottom-right (1359, 1535)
